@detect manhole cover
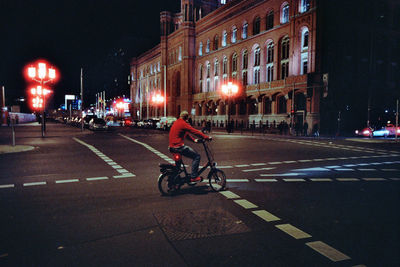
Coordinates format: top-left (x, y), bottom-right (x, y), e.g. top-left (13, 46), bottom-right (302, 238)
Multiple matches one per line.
top-left (154, 207), bottom-right (250, 241)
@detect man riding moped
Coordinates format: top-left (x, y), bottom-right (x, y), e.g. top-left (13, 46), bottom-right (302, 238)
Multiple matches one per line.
top-left (169, 111), bottom-right (212, 183)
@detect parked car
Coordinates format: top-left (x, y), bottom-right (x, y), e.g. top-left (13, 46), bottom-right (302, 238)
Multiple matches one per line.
top-left (385, 124), bottom-right (400, 136)
top-left (123, 117), bottom-right (133, 126)
top-left (89, 118), bottom-right (108, 131)
top-left (84, 115), bottom-right (97, 128)
top-left (157, 116), bottom-right (177, 130)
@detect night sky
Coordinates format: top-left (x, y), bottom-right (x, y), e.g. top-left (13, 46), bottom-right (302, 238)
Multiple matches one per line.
top-left (0, 0), bottom-right (180, 109)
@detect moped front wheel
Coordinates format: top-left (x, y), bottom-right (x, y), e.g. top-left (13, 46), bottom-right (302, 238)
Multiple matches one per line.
top-left (208, 169), bottom-right (226, 192)
top-left (158, 173), bottom-right (179, 196)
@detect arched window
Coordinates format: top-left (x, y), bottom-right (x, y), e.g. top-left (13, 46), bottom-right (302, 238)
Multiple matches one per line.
top-left (199, 65), bottom-right (203, 93)
top-left (253, 16), bottom-right (261, 35)
top-left (213, 35), bottom-right (219, 50)
top-left (232, 53), bottom-right (238, 81)
top-left (266, 10), bottom-right (274, 30)
top-left (266, 41), bottom-right (274, 82)
top-left (242, 22), bottom-right (248, 39)
top-left (214, 59), bottom-right (219, 91)
top-left (206, 62), bottom-right (211, 92)
top-left (280, 36), bottom-right (290, 79)
top-left (206, 39), bottom-right (210, 53)
top-left (301, 28), bottom-right (309, 74)
top-left (222, 56), bottom-right (228, 84)
top-left (299, 0), bottom-right (310, 13)
top-left (178, 46), bottom-right (182, 61)
top-left (242, 50), bottom-right (248, 86)
top-left (222, 31), bottom-right (227, 47)
top-left (281, 3), bottom-right (289, 24)
top-left (231, 26), bottom-right (237, 43)
top-left (199, 42), bottom-right (203, 56)
top-left (253, 46), bottom-right (261, 84)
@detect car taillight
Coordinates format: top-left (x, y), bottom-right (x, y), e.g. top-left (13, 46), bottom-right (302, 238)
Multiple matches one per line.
top-left (363, 130), bottom-right (370, 135)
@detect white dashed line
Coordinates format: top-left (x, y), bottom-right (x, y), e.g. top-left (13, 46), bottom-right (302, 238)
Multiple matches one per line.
top-left (86, 177), bottom-right (109, 181)
top-left (242, 167), bottom-right (275, 172)
top-left (254, 178), bottom-right (278, 182)
top-left (227, 179), bottom-right (249, 182)
top-left (55, 179), bottom-right (79, 184)
top-left (252, 210), bottom-right (280, 222)
top-left (219, 190), bottom-right (241, 199)
top-left (234, 199), bottom-right (258, 209)
top-left (23, 181), bottom-right (46, 187)
top-left (0, 184), bottom-right (15, 189)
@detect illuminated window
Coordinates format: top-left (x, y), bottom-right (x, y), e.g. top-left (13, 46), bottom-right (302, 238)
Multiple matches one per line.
top-left (206, 39), bottom-right (210, 53)
top-left (302, 28), bottom-right (309, 49)
top-left (178, 46), bottom-right (182, 61)
top-left (231, 27), bottom-right (237, 43)
top-left (242, 22), bottom-right (248, 39)
top-left (242, 50), bottom-right (248, 86)
top-left (266, 42), bottom-right (274, 82)
top-left (232, 53), bottom-right (238, 72)
top-left (223, 56), bottom-right (228, 84)
top-left (214, 60), bottom-right (219, 76)
top-left (221, 0), bottom-right (226, 4)
top-left (222, 31), bottom-right (227, 47)
top-left (281, 3), bottom-right (289, 24)
top-left (300, 0), bottom-right (310, 13)
top-left (199, 42), bottom-right (203, 56)
top-left (253, 46), bottom-right (260, 84)
top-left (199, 65), bottom-right (203, 92)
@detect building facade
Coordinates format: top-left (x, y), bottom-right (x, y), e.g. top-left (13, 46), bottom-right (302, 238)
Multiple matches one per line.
top-left (130, 0), bottom-right (323, 134)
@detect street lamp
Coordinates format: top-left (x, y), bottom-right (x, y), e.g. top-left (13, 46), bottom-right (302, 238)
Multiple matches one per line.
top-left (151, 93), bottom-right (164, 118)
top-left (221, 82), bottom-right (239, 133)
top-left (25, 60), bottom-right (57, 137)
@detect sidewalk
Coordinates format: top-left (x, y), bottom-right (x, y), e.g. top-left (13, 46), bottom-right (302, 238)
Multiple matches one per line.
top-left (0, 121), bottom-right (91, 154)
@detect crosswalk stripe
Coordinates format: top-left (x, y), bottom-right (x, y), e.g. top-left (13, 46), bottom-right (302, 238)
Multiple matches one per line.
top-left (219, 191), bottom-right (240, 199)
top-left (252, 210), bottom-right (280, 222)
top-left (234, 199), bottom-right (258, 209)
top-left (275, 224), bottom-right (312, 239)
top-left (306, 241), bottom-right (351, 262)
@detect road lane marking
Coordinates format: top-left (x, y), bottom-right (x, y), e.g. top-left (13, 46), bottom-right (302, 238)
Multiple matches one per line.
top-left (23, 181), bottom-right (46, 187)
top-left (336, 178), bottom-right (360, 182)
top-left (74, 137), bottom-right (134, 177)
top-left (234, 199), bottom-right (258, 209)
top-left (260, 173), bottom-right (301, 176)
top-left (334, 168), bottom-right (354, 171)
top-left (275, 224), bottom-right (312, 239)
top-left (309, 178), bottom-right (333, 182)
top-left (251, 163), bottom-right (267, 166)
top-left (362, 178), bottom-right (386, 181)
top-left (267, 162), bottom-right (281, 165)
top-left (283, 160), bottom-right (296, 163)
top-left (219, 191), bottom-right (240, 199)
top-left (227, 179), bottom-right (249, 182)
top-left (381, 169), bottom-right (398, 171)
top-left (283, 178), bottom-right (306, 182)
top-left (55, 179), bottom-right (79, 184)
top-left (86, 177), bottom-right (108, 181)
top-left (306, 241), bottom-right (351, 262)
top-left (357, 169), bottom-right (377, 171)
top-left (113, 173), bottom-right (136, 178)
top-left (0, 184), bottom-right (15, 189)
top-left (242, 167), bottom-right (276, 172)
top-left (235, 164), bottom-right (250, 167)
top-left (255, 179), bottom-right (278, 182)
top-left (390, 178), bottom-right (400, 181)
top-left (252, 210), bottom-right (280, 222)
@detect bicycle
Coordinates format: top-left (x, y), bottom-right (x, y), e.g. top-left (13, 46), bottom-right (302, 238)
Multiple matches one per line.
top-left (158, 139), bottom-right (226, 196)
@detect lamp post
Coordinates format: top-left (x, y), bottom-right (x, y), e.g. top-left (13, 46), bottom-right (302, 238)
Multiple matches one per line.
top-left (26, 61), bottom-right (57, 137)
top-left (221, 82), bottom-right (238, 133)
top-left (152, 93), bottom-right (164, 118)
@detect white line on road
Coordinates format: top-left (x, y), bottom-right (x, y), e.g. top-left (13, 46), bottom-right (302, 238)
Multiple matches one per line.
top-left (227, 179), bottom-right (249, 182)
top-left (283, 178), bottom-right (306, 182)
top-left (260, 173), bottom-right (301, 177)
top-left (55, 179), bottom-right (79, 184)
top-left (86, 177), bottom-right (109, 181)
top-left (219, 191), bottom-right (241, 199)
top-left (0, 184), bottom-right (15, 189)
top-left (23, 181), bottom-right (46, 187)
top-left (242, 167), bottom-right (276, 172)
top-left (252, 210), bottom-right (280, 222)
top-left (234, 199), bottom-right (258, 209)
top-left (254, 178), bottom-right (278, 182)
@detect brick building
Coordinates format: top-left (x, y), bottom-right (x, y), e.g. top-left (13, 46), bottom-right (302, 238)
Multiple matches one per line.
top-left (130, 0), bottom-right (323, 134)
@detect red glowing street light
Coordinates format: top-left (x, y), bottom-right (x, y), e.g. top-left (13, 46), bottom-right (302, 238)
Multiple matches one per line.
top-left (221, 82), bottom-right (239, 133)
top-left (24, 60), bottom-right (58, 137)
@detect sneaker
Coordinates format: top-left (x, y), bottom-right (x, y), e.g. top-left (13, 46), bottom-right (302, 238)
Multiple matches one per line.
top-left (190, 176), bottom-right (202, 183)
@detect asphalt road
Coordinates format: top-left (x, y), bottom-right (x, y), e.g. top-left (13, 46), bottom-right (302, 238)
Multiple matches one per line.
top-left (0, 122), bottom-right (399, 267)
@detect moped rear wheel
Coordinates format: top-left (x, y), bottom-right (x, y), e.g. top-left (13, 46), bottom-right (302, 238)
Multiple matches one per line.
top-left (209, 169), bottom-right (226, 192)
top-left (158, 173), bottom-right (179, 196)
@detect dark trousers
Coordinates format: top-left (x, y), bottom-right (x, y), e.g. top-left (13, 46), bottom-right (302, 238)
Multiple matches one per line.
top-left (172, 145), bottom-right (201, 178)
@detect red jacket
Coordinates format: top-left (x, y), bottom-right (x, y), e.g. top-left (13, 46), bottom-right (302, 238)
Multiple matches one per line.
top-left (169, 118), bottom-right (209, 148)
